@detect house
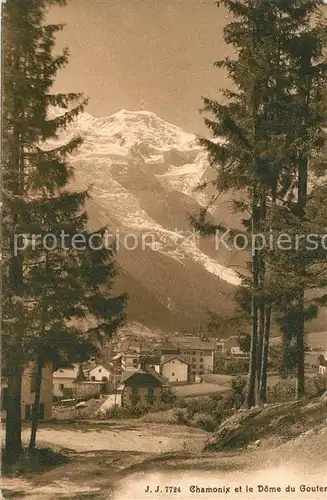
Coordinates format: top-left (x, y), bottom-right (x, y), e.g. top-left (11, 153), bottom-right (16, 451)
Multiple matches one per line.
top-left (215, 336), bottom-right (239, 357)
top-left (88, 362), bottom-right (120, 391)
top-left (121, 350), bottom-right (141, 371)
top-left (53, 363), bottom-right (82, 398)
top-left (160, 355), bottom-right (189, 384)
top-left (73, 380), bottom-right (108, 398)
top-left (112, 353), bottom-right (123, 372)
top-left (142, 355), bottom-right (161, 374)
top-left (160, 341), bottom-right (180, 357)
top-left (53, 363), bottom-right (108, 399)
top-left (120, 362), bottom-right (167, 407)
top-left (1, 361), bottom-right (53, 421)
top-left (305, 352), bottom-right (320, 371)
top-left (89, 363), bottom-right (112, 382)
top-left (120, 339), bottom-right (155, 372)
top-left (170, 336), bottom-right (215, 376)
top-left (230, 346), bottom-right (250, 359)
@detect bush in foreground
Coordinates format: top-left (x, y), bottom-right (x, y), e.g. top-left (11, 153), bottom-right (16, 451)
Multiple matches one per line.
top-left (2, 447), bottom-right (68, 477)
top-left (190, 412), bottom-right (217, 432)
top-left (268, 380), bottom-right (297, 402)
top-left (307, 375), bottom-right (327, 397)
top-left (96, 402), bottom-right (172, 420)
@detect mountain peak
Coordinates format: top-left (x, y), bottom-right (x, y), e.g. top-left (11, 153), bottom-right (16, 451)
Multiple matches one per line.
top-left (45, 105), bottom-right (241, 331)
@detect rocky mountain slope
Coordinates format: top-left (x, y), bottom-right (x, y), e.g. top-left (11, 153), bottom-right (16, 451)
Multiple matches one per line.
top-left (47, 108), bottom-right (244, 332)
top-left (49, 108), bottom-right (326, 333)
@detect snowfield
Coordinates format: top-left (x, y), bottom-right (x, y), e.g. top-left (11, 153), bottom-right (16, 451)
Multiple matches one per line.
top-left (46, 107), bottom-right (241, 287)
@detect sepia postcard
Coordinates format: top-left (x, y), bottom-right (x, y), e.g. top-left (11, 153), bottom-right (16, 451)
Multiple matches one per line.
top-left (1, 0), bottom-right (327, 499)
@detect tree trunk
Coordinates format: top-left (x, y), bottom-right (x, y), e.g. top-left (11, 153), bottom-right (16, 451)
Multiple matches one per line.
top-left (29, 356), bottom-right (44, 451)
top-left (246, 291), bottom-right (258, 408)
top-left (259, 305), bottom-right (271, 403)
top-left (256, 294), bottom-right (265, 403)
top-left (296, 151), bottom-right (308, 397)
top-left (294, 49), bottom-right (311, 398)
top-left (245, 196), bottom-right (260, 408)
top-left (296, 297), bottom-right (305, 399)
top-left (5, 363), bottom-right (23, 459)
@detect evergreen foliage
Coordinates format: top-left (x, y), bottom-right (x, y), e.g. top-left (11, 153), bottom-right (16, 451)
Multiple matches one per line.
top-left (199, 0), bottom-right (327, 406)
top-left (2, 0), bottom-right (126, 457)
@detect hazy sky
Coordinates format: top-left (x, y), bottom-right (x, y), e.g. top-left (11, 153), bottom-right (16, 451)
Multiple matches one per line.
top-left (50, 0), bottom-right (232, 135)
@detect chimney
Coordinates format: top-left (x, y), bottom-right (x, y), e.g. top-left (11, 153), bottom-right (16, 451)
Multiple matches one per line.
top-left (140, 357), bottom-right (148, 371)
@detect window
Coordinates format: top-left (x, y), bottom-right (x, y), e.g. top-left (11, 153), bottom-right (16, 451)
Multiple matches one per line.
top-left (102, 376), bottom-right (108, 382)
top-left (200, 364), bottom-right (204, 369)
top-left (216, 345), bottom-right (223, 352)
top-left (192, 357), bottom-right (196, 362)
top-left (59, 383), bottom-right (64, 391)
top-left (91, 376), bottom-right (96, 381)
top-left (200, 357), bottom-right (204, 362)
top-left (192, 351), bottom-right (196, 355)
top-left (200, 351), bottom-right (203, 356)
top-left (172, 372), bottom-right (175, 377)
top-left (99, 368), bottom-right (102, 373)
top-left (147, 387), bottom-right (155, 405)
top-left (192, 364), bottom-right (196, 369)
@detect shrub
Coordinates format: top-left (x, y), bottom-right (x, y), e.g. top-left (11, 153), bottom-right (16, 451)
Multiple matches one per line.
top-left (2, 447), bottom-right (68, 477)
top-left (96, 404), bottom-right (149, 419)
top-left (147, 402), bottom-right (172, 413)
top-left (214, 358), bottom-right (226, 373)
top-left (225, 361), bottom-right (249, 374)
top-left (190, 412), bottom-right (217, 432)
top-left (141, 409), bottom-right (178, 424)
top-left (268, 379), bottom-right (296, 402)
top-left (174, 397), bottom-right (188, 409)
top-left (161, 391), bottom-right (177, 405)
top-left (307, 375), bottom-right (327, 397)
top-left (96, 402), bottom-right (173, 420)
top-left (173, 407), bottom-right (189, 424)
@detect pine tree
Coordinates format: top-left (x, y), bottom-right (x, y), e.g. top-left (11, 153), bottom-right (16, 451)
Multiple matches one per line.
top-left (199, 0), bottom-right (326, 406)
top-left (200, 0), bottom-right (290, 407)
top-left (2, 0), bottom-right (126, 458)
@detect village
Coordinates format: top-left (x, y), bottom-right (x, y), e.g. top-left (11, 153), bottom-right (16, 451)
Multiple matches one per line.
top-left (1, 331), bottom-right (326, 423)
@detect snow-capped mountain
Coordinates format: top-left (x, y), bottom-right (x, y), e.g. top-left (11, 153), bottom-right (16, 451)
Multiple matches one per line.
top-left (51, 108), bottom-right (243, 332)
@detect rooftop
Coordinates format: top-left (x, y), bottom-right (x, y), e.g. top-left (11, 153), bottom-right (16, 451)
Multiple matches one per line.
top-left (121, 366), bottom-right (166, 385)
top-left (53, 364), bottom-right (80, 379)
top-left (161, 355), bottom-right (189, 366)
top-left (144, 355), bottom-right (161, 365)
top-left (160, 341), bottom-right (179, 352)
top-left (169, 336), bottom-right (216, 350)
top-left (89, 362), bottom-right (113, 373)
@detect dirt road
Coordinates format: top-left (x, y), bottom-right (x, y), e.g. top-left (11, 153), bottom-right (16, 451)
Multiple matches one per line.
top-left (2, 420), bottom-right (208, 499)
top-left (2, 421), bottom-right (326, 500)
top-left (20, 419), bottom-right (208, 453)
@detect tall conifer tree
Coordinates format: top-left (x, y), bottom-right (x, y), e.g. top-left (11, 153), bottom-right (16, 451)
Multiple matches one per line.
top-left (199, 0), bottom-right (326, 406)
top-left (2, 0), bottom-right (126, 458)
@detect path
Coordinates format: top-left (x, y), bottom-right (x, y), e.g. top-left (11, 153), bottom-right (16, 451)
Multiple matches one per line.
top-left (2, 421), bottom-right (326, 499)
